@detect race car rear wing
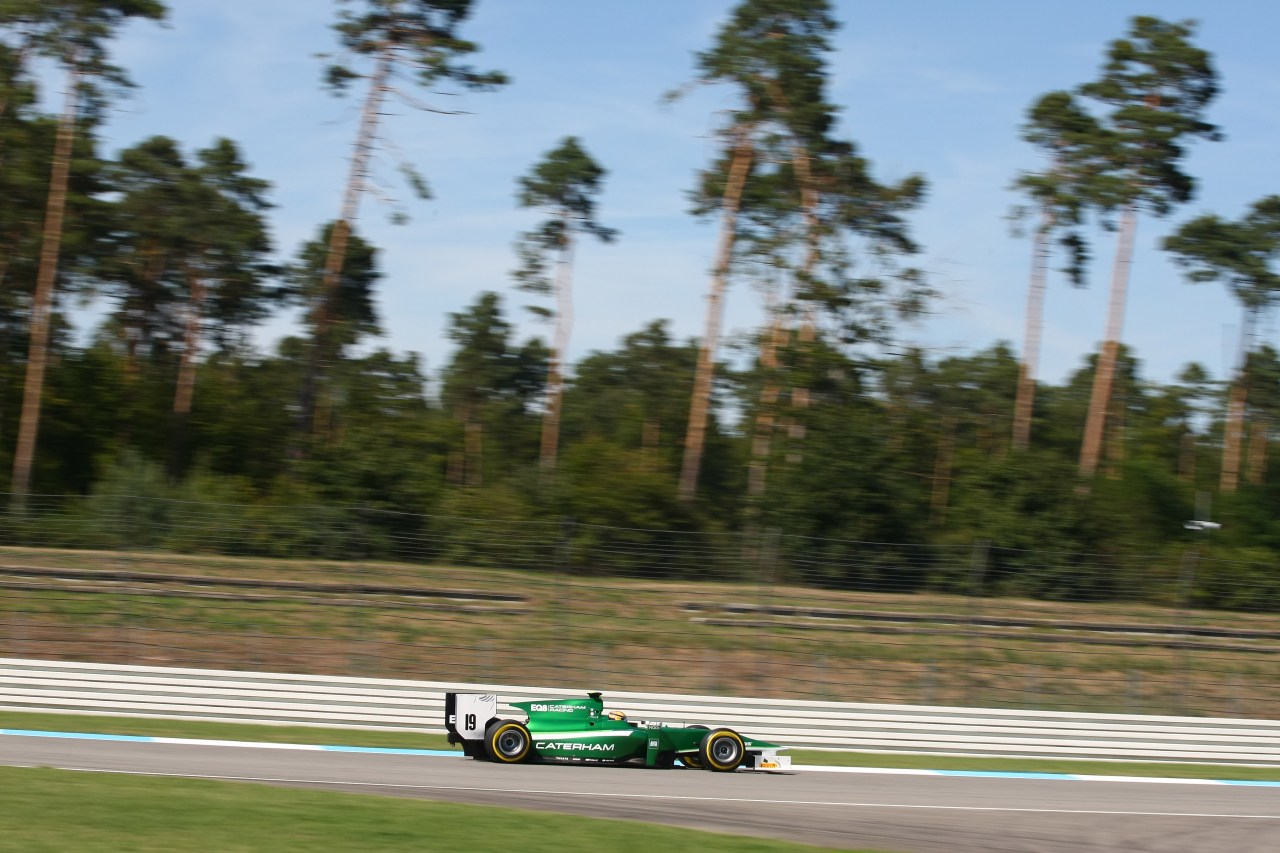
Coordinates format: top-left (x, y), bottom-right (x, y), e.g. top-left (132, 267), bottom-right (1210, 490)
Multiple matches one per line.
top-left (444, 692), bottom-right (496, 743)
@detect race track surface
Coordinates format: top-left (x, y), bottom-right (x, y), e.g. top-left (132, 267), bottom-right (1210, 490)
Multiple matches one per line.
top-left (3, 735), bottom-right (1280, 852)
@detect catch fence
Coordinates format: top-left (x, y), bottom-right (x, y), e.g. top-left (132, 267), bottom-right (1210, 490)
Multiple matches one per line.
top-left (0, 495), bottom-right (1276, 719)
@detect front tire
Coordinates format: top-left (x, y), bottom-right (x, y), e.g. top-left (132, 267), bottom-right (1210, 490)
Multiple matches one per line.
top-left (484, 719), bottom-right (532, 764)
top-left (697, 728), bottom-right (745, 772)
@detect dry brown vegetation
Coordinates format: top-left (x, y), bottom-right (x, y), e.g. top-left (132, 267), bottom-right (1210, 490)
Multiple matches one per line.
top-left (2, 546), bottom-right (1276, 718)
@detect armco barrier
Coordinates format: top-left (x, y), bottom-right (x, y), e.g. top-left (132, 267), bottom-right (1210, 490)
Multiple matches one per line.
top-left (3, 657), bottom-right (1279, 764)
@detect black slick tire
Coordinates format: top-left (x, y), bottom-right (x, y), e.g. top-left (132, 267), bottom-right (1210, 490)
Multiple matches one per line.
top-left (484, 719), bottom-right (532, 763)
top-left (697, 728), bottom-right (745, 772)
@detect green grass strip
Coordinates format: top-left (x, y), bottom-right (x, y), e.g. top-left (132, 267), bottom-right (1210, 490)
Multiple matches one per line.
top-left (5, 709), bottom-right (1280, 781)
top-left (0, 766), bottom-right (854, 853)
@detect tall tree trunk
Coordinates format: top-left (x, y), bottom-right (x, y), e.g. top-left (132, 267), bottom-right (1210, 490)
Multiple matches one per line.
top-left (1220, 309), bottom-right (1256, 494)
top-left (295, 49), bottom-right (392, 447)
top-left (1013, 209), bottom-right (1053, 451)
top-left (1079, 204), bottom-right (1137, 479)
top-left (10, 67), bottom-right (78, 511)
top-left (678, 127), bottom-right (754, 502)
top-left (784, 140), bottom-right (820, 464)
top-left (118, 244), bottom-right (170, 450)
top-left (748, 136), bottom-right (821, 503)
top-left (538, 229), bottom-right (574, 481)
top-left (1220, 379), bottom-right (1247, 493)
top-left (169, 272), bottom-right (206, 480)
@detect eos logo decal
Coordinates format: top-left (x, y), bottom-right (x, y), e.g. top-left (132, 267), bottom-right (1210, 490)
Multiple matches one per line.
top-left (536, 741), bottom-right (615, 752)
top-left (530, 703), bottom-right (577, 713)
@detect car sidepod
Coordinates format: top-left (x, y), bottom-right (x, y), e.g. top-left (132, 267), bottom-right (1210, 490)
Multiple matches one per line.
top-left (528, 727), bottom-right (647, 761)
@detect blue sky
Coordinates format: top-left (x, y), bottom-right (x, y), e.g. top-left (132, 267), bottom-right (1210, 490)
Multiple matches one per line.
top-left (65, 1), bottom-right (1280, 391)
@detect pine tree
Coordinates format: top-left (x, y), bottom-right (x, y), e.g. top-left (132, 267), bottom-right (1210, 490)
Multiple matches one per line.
top-left (1072, 16), bottom-right (1220, 479)
top-left (0, 0), bottom-right (167, 509)
top-left (512, 136), bottom-right (615, 479)
top-left (299, 0), bottom-right (508, 441)
top-left (1164, 196), bottom-right (1280, 492)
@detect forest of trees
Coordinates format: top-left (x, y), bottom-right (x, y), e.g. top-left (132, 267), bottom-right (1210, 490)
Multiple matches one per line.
top-left (1, 2), bottom-right (1278, 602)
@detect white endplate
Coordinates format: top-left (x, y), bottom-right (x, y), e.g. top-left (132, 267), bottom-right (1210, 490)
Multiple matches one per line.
top-left (450, 693), bottom-right (496, 740)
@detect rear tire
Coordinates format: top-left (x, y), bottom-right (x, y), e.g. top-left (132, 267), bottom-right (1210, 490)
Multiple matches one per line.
top-left (697, 728), bottom-right (745, 772)
top-left (484, 719), bottom-right (532, 764)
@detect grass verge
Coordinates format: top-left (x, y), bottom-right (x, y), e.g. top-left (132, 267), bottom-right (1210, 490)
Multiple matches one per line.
top-left (4, 710), bottom-right (1280, 781)
top-left (0, 766), bottom-right (853, 852)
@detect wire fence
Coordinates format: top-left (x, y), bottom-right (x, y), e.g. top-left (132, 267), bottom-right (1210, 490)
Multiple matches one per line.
top-left (0, 494), bottom-right (1276, 719)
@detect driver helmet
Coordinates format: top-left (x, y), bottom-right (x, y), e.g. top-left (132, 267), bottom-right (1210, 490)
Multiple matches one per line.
top-left (605, 710), bottom-right (627, 722)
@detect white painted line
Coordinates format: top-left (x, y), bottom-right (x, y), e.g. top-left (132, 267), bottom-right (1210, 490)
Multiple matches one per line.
top-left (151, 737), bottom-right (325, 751)
top-left (1064, 774), bottom-right (1228, 786)
top-left (795, 765), bottom-right (1235, 785)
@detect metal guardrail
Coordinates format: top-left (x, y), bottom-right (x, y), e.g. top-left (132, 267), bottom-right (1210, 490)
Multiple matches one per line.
top-left (3, 657), bottom-right (1279, 765)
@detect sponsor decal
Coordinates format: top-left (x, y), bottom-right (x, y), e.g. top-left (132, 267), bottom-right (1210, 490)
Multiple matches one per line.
top-left (530, 703), bottom-right (580, 713)
top-left (535, 741), bottom-right (616, 752)
top-left (760, 761), bottom-right (779, 769)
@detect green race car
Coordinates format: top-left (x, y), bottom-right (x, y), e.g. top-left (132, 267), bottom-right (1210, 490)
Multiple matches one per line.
top-left (445, 691), bottom-right (790, 772)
